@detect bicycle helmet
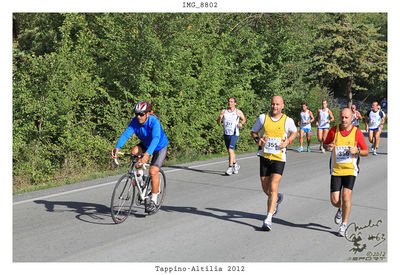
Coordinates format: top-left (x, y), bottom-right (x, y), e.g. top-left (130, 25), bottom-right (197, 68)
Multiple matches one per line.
top-left (134, 101), bottom-right (151, 114)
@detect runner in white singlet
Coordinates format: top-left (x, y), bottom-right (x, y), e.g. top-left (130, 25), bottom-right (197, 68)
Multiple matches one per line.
top-left (297, 102), bottom-right (314, 152)
top-left (217, 97), bottom-right (246, 175)
top-left (351, 104), bottom-right (363, 128)
top-left (316, 100), bottom-right (334, 153)
top-left (365, 101), bottom-right (385, 155)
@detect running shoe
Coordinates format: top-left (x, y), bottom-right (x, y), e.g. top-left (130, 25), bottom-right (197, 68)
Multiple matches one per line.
top-left (297, 147), bottom-right (304, 152)
top-left (225, 166), bottom-right (234, 175)
top-left (233, 162), bottom-right (240, 174)
top-left (321, 147), bottom-right (326, 153)
top-left (145, 198), bottom-right (158, 215)
top-left (261, 220), bottom-right (272, 231)
top-left (338, 223), bottom-right (347, 237)
top-left (307, 146), bottom-right (311, 152)
top-left (373, 149), bottom-right (377, 155)
top-left (334, 208), bottom-right (342, 225)
top-left (273, 193), bottom-right (283, 216)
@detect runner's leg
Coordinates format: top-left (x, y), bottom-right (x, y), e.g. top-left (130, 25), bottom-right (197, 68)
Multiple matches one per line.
top-left (306, 132), bottom-right (311, 147)
top-left (341, 188), bottom-right (352, 223)
top-left (299, 129), bottom-right (304, 148)
top-left (266, 173), bottom-right (282, 214)
top-left (374, 130), bottom-right (381, 150)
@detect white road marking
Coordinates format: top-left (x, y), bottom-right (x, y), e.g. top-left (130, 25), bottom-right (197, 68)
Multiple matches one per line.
top-left (13, 155), bottom-right (257, 205)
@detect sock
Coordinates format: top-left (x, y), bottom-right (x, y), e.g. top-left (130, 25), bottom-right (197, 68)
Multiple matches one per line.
top-left (151, 193), bottom-right (158, 204)
top-left (265, 213), bottom-right (273, 223)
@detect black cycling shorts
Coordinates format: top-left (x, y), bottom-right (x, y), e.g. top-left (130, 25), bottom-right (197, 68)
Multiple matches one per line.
top-left (137, 143), bottom-right (168, 168)
top-left (330, 175), bottom-right (356, 192)
top-left (259, 156), bottom-right (285, 177)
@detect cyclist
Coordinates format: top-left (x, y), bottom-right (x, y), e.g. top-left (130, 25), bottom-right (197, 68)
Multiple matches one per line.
top-left (111, 101), bottom-right (168, 214)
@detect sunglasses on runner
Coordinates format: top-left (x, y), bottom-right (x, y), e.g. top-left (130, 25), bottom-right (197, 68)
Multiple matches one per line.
top-left (135, 112), bottom-right (146, 117)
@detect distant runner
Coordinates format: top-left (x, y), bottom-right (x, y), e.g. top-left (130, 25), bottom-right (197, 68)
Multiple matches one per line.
top-left (297, 102), bottom-right (314, 152)
top-left (316, 100), bottom-right (334, 153)
top-left (324, 108), bottom-right (368, 237)
top-left (351, 105), bottom-right (363, 128)
top-left (365, 101), bottom-right (385, 155)
top-left (217, 97), bottom-right (246, 175)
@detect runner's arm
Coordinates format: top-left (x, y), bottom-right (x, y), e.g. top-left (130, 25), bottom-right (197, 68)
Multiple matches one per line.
top-left (309, 111), bottom-right (315, 123)
top-left (323, 126), bottom-right (336, 151)
top-left (251, 115), bottom-right (265, 146)
top-left (328, 109), bottom-right (335, 123)
top-left (217, 109), bottom-right (225, 125)
top-left (237, 109), bottom-right (246, 127)
top-left (352, 129), bottom-right (368, 156)
top-left (280, 118), bottom-right (297, 148)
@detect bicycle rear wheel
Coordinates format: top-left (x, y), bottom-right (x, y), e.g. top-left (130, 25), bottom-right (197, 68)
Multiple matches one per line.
top-left (110, 174), bottom-right (135, 224)
top-left (146, 169), bottom-right (166, 214)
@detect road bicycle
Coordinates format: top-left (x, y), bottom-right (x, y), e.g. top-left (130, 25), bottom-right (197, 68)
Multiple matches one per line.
top-left (110, 152), bottom-right (166, 224)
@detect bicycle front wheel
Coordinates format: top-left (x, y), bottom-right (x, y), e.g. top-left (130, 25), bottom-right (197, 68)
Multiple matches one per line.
top-left (110, 174), bottom-right (135, 224)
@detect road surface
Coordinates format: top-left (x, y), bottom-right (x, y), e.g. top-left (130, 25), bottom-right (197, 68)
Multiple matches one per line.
top-left (13, 133), bottom-right (387, 263)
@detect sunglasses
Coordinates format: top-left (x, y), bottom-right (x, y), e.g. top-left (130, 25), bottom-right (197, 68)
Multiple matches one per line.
top-left (135, 112), bottom-right (146, 117)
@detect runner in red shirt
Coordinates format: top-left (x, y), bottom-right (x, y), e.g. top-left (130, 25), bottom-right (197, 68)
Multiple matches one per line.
top-left (323, 108), bottom-right (369, 237)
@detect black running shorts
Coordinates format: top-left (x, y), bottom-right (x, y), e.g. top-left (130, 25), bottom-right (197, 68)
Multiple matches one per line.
top-left (330, 175), bottom-right (356, 192)
top-left (137, 143), bottom-right (168, 168)
top-left (259, 156), bottom-right (285, 177)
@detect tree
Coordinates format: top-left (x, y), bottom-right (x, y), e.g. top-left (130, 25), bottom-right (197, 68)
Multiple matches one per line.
top-left (311, 13), bottom-right (387, 107)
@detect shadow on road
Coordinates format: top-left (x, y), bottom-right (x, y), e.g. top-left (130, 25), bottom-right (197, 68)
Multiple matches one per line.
top-left (167, 165), bottom-right (226, 176)
top-left (34, 200), bottom-right (115, 225)
top-left (161, 205), bottom-right (336, 235)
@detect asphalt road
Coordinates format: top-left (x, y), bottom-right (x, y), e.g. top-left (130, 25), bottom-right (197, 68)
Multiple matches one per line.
top-left (13, 133), bottom-right (387, 263)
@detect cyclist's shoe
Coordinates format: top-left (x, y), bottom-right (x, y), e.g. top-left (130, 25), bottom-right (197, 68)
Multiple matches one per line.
top-left (145, 198), bottom-right (158, 215)
top-left (297, 147), bottom-right (304, 152)
top-left (225, 166), bottom-right (234, 176)
top-left (307, 146), bottom-right (311, 152)
top-left (334, 208), bottom-right (342, 225)
top-left (273, 193), bottom-right (283, 216)
top-left (233, 162), bottom-right (240, 174)
top-left (261, 220), bottom-right (272, 231)
top-left (338, 223), bottom-right (347, 237)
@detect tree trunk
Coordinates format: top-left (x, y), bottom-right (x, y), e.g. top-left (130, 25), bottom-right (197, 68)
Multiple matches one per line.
top-left (347, 76), bottom-right (353, 108)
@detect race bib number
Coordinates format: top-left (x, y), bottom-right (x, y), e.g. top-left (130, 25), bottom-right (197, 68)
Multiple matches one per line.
top-left (264, 137), bottom-right (281, 154)
top-left (224, 121), bottom-right (235, 135)
top-left (369, 119), bottom-right (379, 129)
top-left (335, 146), bottom-right (352, 163)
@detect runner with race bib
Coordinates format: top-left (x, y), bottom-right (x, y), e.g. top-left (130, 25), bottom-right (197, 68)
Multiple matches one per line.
top-left (217, 97), bottom-right (246, 175)
top-left (316, 100), bottom-right (335, 153)
top-left (251, 96), bottom-right (297, 231)
top-left (323, 108), bottom-right (368, 237)
top-left (365, 101), bottom-right (386, 155)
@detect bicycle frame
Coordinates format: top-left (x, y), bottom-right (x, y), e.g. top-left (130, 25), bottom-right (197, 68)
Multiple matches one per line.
top-left (117, 152), bottom-right (151, 202)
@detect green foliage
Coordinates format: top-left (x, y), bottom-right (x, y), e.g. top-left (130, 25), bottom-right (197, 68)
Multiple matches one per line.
top-left (12, 13), bottom-right (387, 191)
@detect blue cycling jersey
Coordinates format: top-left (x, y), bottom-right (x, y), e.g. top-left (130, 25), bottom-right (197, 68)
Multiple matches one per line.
top-left (116, 114), bottom-right (168, 155)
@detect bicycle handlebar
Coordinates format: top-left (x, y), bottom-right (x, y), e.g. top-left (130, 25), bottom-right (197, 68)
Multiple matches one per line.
top-left (113, 152), bottom-right (149, 169)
